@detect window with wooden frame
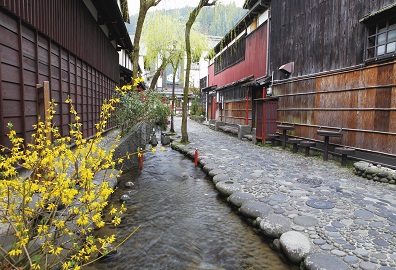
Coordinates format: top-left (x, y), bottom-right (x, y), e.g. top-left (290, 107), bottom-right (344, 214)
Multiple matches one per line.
top-left (363, 4), bottom-right (396, 61)
top-left (367, 18), bottom-right (396, 59)
top-left (214, 35), bottom-right (246, 74)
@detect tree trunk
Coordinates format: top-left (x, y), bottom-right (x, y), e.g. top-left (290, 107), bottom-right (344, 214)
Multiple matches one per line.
top-left (132, 0), bottom-right (162, 81)
top-left (181, 0), bottom-right (216, 143)
top-left (170, 66), bottom-right (177, 133)
top-left (181, 22), bottom-right (191, 143)
top-left (132, 7), bottom-right (148, 81)
top-left (149, 61), bottom-right (167, 90)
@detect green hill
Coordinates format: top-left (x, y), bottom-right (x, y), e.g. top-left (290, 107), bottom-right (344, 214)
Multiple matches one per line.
top-left (126, 2), bottom-right (247, 37)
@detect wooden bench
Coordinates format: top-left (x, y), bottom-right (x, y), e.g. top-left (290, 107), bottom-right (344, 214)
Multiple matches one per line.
top-left (287, 138), bottom-right (302, 153)
top-left (277, 125), bottom-right (295, 150)
top-left (299, 141), bottom-right (316, 156)
top-left (267, 134), bottom-right (280, 146)
top-left (335, 147), bottom-right (355, 166)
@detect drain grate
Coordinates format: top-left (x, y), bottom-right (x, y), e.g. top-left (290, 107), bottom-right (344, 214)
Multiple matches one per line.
top-left (296, 177), bottom-right (323, 186)
top-left (306, 199), bottom-right (334, 209)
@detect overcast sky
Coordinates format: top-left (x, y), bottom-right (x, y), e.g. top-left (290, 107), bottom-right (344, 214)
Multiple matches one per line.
top-left (128, 0), bottom-right (246, 15)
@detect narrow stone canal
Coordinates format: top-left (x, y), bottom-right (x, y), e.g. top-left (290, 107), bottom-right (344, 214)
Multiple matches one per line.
top-left (86, 146), bottom-right (298, 270)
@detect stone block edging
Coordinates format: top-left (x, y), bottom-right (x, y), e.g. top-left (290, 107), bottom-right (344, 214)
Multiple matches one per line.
top-left (353, 161), bottom-right (396, 184)
top-left (170, 141), bottom-right (355, 269)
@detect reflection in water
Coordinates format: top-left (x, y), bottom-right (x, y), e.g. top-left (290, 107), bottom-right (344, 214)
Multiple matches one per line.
top-left (85, 147), bottom-right (297, 270)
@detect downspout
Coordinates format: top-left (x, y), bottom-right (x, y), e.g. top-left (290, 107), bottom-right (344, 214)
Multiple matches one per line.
top-left (205, 93), bottom-right (208, 121)
top-left (266, 7), bottom-right (271, 82)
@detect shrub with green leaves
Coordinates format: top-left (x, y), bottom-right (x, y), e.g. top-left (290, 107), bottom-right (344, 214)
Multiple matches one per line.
top-left (116, 90), bottom-right (171, 136)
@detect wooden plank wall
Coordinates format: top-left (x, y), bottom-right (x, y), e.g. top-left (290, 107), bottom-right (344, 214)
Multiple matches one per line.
top-left (223, 100), bottom-right (252, 126)
top-left (275, 61), bottom-right (396, 156)
top-left (0, 7), bottom-right (117, 149)
top-left (270, 0), bottom-right (396, 162)
top-left (270, 0), bottom-right (395, 77)
top-left (0, 0), bottom-right (119, 81)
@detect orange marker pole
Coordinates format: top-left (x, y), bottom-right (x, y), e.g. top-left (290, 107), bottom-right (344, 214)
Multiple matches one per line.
top-left (194, 148), bottom-right (198, 167)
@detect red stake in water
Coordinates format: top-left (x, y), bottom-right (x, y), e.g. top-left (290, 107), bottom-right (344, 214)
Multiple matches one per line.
top-left (194, 148), bottom-right (198, 167)
top-left (139, 148), bottom-right (143, 169)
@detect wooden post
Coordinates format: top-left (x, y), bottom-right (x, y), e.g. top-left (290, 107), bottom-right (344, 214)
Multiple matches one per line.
top-left (43, 81), bottom-right (51, 122)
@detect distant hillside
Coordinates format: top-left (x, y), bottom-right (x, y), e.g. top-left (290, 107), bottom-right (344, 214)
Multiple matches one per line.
top-left (126, 3), bottom-right (247, 38)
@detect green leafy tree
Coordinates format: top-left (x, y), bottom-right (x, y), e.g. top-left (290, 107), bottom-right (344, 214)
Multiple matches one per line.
top-left (142, 13), bottom-right (184, 90)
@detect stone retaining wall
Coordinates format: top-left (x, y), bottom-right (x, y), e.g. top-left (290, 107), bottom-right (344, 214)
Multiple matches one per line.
top-left (353, 161), bottom-right (396, 184)
top-left (190, 115), bottom-right (206, 123)
top-left (113, 122), bottom-right (153, 171)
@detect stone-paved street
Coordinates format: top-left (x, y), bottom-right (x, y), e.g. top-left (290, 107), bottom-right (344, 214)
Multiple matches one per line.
top-left (171, 116), bottom-right (396, 270)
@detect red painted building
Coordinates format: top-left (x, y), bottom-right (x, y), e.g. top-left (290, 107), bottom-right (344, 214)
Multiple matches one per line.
top-left (204, 0), bottom-right (272, 135)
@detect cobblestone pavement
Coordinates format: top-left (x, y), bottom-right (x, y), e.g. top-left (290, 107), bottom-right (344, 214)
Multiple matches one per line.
top-left (171, 117), bottom-right (396, 270)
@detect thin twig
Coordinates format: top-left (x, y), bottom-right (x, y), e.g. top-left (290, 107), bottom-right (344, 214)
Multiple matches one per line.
top-left (81, 225), bottom-right (141, 267)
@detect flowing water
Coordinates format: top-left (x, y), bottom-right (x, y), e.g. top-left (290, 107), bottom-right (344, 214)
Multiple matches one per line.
top-left (85, 146), bottom-right (297, 270)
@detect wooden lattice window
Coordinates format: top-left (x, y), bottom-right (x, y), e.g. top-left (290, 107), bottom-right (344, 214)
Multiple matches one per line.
top-left (366, 17), bottom-right (396, 60)
top-left (214, 36), bottom-right (246, 74)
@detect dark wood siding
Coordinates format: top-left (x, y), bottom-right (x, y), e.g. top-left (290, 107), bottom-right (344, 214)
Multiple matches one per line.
top-left (0, 0), bottom-right (119, 81)
top-left (270, 0), bottom-right (395, 77)
top-left (269, 0), bottom-right (396, 165)
top-left (0, 4), bottom-right (118, 148)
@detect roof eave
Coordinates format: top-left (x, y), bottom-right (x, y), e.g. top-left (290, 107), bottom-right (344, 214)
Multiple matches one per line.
top-left (213, 0), bottom-right (270, 54)
top-left (92, 0), bottom-right (133, 51)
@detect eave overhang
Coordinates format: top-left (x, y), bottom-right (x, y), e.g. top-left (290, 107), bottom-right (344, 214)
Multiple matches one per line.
top-left (92, 0), bottom-right (133, 51)
top-left (213, 0), bottom-right (271, 54)
top-left (202, 85), bottom-right (218, 92)
top-left (360, 3), bottom-right (396, 24)
top-left (216, 75), bottom-right (254, 91)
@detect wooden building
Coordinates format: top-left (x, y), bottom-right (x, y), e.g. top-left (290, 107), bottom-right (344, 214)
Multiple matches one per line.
top-left (204, 0), bottom-right (271, 128)
top-left (269, 0), bottom-right (396, 167)
top-left (0, 0), bottom-right (133, 149)
top-left (203, 0), bottom-right (396, 167)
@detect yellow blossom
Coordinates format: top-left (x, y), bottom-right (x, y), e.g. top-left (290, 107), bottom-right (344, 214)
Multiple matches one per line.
top-left (112, 216), bottom-right (121, 226)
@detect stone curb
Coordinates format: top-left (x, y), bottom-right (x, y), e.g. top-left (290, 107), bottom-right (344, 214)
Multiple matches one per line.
top-left (171, 117), bottom-right (396, 270)
top-left (171, 141), bottom-right (353, 269)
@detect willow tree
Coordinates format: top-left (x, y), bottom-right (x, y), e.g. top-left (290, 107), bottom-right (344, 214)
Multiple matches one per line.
top-left (142, 13), bottom-right (184, 90)
top-left (132, 0), bottom-right (162, 81)
top-left (181, 0), bottom-right (217, 143)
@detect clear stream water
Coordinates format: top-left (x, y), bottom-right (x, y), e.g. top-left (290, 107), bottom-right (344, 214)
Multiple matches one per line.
top-left (85, 146), bottom-right (297, 270)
